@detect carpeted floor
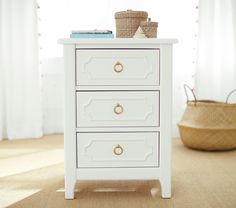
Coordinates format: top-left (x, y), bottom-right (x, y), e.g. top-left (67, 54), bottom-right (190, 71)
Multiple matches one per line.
top-left (0, 134), bottom-right (236, 208)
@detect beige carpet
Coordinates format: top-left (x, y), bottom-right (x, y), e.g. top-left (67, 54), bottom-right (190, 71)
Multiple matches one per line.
top-left (0, 135), bottom-right (236, 208)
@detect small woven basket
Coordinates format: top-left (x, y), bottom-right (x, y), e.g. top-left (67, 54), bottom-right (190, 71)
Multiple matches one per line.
top-left (115, 10), bottom-right (148, 38)
top-left (140, 18), bottom-right (158, 38)
top-left (178, 85), bottom-right (236, 151)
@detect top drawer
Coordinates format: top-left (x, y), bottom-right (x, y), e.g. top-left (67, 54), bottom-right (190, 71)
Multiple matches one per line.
top-left (76, 49), bottom-right (160, 86)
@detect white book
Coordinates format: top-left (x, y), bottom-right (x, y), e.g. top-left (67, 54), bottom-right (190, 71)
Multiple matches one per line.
top-left (72, 29), bottom-right (112, 34)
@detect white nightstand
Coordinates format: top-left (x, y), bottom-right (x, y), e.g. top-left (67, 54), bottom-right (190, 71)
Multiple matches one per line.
top-left (59, 38), bottom-right (177, 199)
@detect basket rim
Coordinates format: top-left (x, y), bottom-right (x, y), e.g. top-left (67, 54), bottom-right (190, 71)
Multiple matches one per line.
top-left (115, 10), bottom-right (148, 19)
top-left (178, 124), bottom-right (236, 131)
top-left (187, 100), bottom-right (236, 107)
top-left (140, 21), bottom-right (158, 27)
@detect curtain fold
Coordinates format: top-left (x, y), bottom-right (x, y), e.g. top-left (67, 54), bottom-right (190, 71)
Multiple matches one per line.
top-left (0, 0), bottom-right (42, 139)
top-left (196, 0), bottom-right (236, 102)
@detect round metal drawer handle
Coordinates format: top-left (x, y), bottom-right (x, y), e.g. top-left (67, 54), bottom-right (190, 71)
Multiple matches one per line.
top-left (113, 144), bottom-right (123, 156)
top-left (113, 103), bottom-right (123, 115)
top-left (114, 61), bottom-right (123, 73)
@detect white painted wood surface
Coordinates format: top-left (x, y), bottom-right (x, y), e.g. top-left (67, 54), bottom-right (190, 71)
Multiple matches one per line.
top-left (76, 91), bottom-right (159, 127)
top-left (59, 38), bottom-right (177, 200)
top-left (76, 167), bottom-right (161, 180)
top-left (77, 132), bottom-right (159, 168)
top-left (76, 126), bottom-right (160, 132)
top-left (76, 49), bottom-right (159, 86)
top-left (58, 38), bottom-right (177, 46)
top-left (63, 44), bottom-right (77, 199)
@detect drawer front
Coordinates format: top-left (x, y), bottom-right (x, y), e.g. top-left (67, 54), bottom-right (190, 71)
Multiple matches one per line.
top-left (76, 49), bottom-right (159, 86)
top-left (77, 132), bottom-right (159, 168)
top-left (76, 91), bottom-right (159, 127)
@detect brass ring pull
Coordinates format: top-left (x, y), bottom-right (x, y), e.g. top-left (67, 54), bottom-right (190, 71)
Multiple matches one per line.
top-left (113, 144), bottom-right (123, 155)
top-left (114, 61), bottom-right (123, 73)
top-left (113, 103), bottom-right (123, 115)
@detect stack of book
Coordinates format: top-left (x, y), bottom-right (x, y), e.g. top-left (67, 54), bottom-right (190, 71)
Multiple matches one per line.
top-left (70, 30), bottom-right (114, 38)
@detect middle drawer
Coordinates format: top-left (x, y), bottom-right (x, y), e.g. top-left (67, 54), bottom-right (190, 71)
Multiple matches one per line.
top-left (76, 91), bottom-right (160, 128)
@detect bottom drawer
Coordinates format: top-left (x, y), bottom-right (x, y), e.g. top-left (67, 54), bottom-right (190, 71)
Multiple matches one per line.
top-left (77, 132), bottom-right (159, 168)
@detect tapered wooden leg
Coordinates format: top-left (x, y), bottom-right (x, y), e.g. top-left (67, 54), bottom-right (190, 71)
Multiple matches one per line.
top-left (160, 178), bottom-right (171, 198)
top-left (65, 179), bottom-right (76, 199)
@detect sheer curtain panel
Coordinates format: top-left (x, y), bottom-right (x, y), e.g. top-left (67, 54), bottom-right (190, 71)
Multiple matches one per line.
top-left (196, 0), bottom-right (236, 101)
top-left (0, 0), bottom-right (42, 139)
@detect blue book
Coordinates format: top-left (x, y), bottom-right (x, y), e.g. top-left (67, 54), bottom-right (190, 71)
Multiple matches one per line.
top-left (70, 33), bottom-right (114, 38)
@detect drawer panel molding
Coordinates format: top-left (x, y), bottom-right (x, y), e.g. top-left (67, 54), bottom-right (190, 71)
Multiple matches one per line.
top-left (76, 49), bottom-right (160, 86)
top-left (76, 91), bottom-right (160, 127)
top-left (77, 132), bottom-right (159, 168)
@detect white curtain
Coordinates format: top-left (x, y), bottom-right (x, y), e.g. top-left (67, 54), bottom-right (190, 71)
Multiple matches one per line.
top-left (0, 0), bottom-right (42, 139)
top-left (196, 0), bottom-right (236, 102)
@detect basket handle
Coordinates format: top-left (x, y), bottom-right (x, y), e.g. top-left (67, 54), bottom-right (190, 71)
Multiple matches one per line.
top-left (225, 89), bottom-right (236, 103)
top-left (184, 84), bottom-right (197, 105)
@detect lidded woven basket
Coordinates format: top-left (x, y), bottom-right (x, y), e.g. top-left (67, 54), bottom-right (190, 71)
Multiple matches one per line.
top-left (140, 18), bottom-right (158, 38)
top-left (115, 10), bottom-right (148, 38)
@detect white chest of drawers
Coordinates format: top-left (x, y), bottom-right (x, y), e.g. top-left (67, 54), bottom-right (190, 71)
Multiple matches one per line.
top-left (59, 38), bottom-right (177, 199)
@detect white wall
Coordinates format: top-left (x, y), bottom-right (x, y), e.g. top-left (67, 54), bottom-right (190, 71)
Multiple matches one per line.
top-left (38, 0), bottom-right (198, 136)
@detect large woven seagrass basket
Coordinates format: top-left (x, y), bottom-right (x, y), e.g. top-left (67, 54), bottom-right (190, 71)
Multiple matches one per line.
top-left (178, 85), bottom-right (236, 151)
top-left (115, 10), bottom-right (148, 38)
